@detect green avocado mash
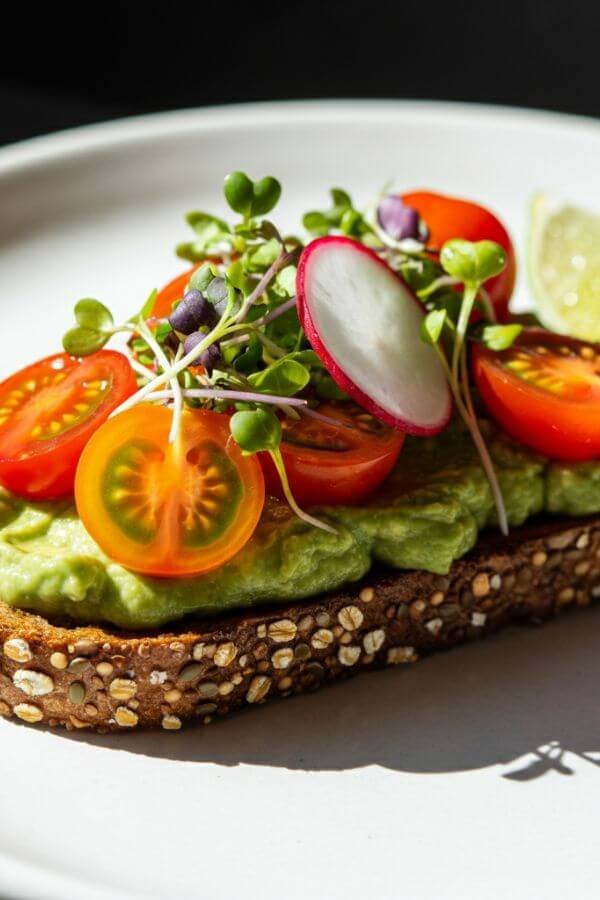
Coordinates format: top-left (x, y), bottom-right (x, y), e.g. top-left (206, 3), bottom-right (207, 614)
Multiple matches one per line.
top-left (0, 424), bottom-right (598, 629)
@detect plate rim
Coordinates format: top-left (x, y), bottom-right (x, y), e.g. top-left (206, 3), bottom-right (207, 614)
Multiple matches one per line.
top-left (1, 98), bottom-right (600, 178)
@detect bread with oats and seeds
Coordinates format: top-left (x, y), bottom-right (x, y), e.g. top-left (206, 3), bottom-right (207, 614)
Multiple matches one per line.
top-left (0, 515), bottom-right (598, 732)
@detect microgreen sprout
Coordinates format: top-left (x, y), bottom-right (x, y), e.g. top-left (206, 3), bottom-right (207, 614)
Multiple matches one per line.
top-left (230, 409), bottom-right (336, 534)
top-left (422, 238), bottom-right (511, 534)
top-left (224, 172), bottom-right (282, 221)
top-left (63, 299), bottom-right (119, 356)
top-left (481, 323), bottom-right (523, 351)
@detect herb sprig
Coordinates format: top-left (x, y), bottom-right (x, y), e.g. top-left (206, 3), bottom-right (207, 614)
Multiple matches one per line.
top-left (421, 240), bottom-right (522, 534)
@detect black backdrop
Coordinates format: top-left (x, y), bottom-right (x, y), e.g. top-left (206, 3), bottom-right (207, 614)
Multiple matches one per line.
top-left (1, 0), bottom-right (598, 145)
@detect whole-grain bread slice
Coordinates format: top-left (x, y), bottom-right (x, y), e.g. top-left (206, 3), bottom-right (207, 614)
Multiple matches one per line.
top-left (1, 515), bottom-right (599, 732)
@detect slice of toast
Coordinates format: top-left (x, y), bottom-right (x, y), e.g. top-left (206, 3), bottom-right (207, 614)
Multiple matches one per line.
top-left (1, 516), bottom-right (598, 732)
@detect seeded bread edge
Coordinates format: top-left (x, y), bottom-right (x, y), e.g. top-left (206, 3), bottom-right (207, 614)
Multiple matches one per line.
top-left (0, 516), bottom-right (598, 732)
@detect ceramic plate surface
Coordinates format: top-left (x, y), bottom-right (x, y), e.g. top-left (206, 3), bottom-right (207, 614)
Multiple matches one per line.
top-left (1, 101), bottom-right (600, 900)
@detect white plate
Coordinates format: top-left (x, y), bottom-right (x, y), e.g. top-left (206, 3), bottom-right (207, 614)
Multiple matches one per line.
top-left (1, 101), bottom-right (600, 900)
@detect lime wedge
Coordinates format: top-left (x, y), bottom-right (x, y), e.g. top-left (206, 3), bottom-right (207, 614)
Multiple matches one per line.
top-left (529, 194), bottom-right (600, 341)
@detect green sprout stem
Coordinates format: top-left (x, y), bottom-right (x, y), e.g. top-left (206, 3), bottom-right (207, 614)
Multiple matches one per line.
top-left (268, 448), bottom-right (337, 534)
top-left (432, 341), bottom-right (509, 536)
top-left (417, 275), bottom-right (460, 299)
top-left (451, 283), bottom-right (478, 386)
top-left (477, 286), bottom-right (497, 324)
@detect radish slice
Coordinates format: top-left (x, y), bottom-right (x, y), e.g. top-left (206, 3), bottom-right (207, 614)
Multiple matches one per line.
top-left (296, 236), bottom-right (452, 436)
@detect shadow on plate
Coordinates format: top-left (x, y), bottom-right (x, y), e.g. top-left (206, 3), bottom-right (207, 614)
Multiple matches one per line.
top-left (52, 605), bottom-right (600, 779)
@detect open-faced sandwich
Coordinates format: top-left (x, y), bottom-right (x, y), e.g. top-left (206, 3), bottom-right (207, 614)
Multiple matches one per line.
top-left (0, 175), bottom-right (598, 732)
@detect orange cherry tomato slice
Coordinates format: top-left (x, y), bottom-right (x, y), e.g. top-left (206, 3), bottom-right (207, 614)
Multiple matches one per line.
top-left (472, 328), bottom-right (600, 461)
top-left (0, 351), bottom-right (137, 500)
top-left (402, 190), bottom-right (517, 322)
top-left (75, 405), bottom-right (265, 577)
top-left (260, 402), bottom-right (405, 506)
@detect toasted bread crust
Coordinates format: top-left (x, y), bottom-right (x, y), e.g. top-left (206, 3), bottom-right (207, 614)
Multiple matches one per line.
top-left (1, 516), bottom-right (599, 732)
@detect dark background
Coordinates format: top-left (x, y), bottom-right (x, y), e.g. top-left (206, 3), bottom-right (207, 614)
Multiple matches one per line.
top-left (1, 0), bottom-right (598, 145)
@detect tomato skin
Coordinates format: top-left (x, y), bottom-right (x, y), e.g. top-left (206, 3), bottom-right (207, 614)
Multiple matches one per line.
top-left (402, 191), bottom-right (516, 322)
top-left (0, 351), bottom-right (137, 500)
top-left (75, 406), bottom-right (265, 578)
top-left (260, 404), bottom-right (405, 506)
top-left (472, 329), bottom-right (600, 461)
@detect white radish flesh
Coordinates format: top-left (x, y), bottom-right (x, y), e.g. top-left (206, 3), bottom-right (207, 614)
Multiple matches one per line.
top-left (297, 236), bottom-right (452, 435)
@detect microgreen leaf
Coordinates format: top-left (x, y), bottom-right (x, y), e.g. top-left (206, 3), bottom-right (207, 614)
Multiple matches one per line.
top-left (224, 172), bottom-right (254, 217)
top-left (248, 358), bottom-right (310, 396)
top-left (340, 207), bottom-right (363, 235)
top-left (286, 349), bottom-right (323, 368)
top-left (233, 334), bottom-right (263, 374)
top-left (250, 177), bottom-right (282, 216)
top-left (244, 238), bottom-right (281, 272)
top-left (74, 298), bottom-right (113, 332)
top-left (482, 323), bottom-right (523, 351)
top-left (255, 220), bottom-right (281, 243)
top-left (420, 309), bottom-right (447, 345)
top-left (230, 408), bottom-right (282, 454)
top-left (440, 239), bottom-right (507, 286)
top-left (303, 211), bottom-right (330, 236)
top-left (155, 321), bottom-right (173, 342)
top-left (399, 258), bottom-right (443, 293)
top-left (186, 211), bottom-right (230, 244)
top-left (140, 290), bottom-right (158, 320)
top-left (188, 265), bottom-right (217, 294)
top-left (205, 276), bottom-right (229, 306)
top-left (63, 326), bottom-right (109, 356)
top-left (225, 260), bottom-right (253, 294)
top-left (314, 371), bottom-right (347, 400)
top-left (264, 306), bottom-right (302, 352)
top-left (176, 243), bottom-right (221, 262)
top-left (331, 188), bottom-right (352, 208)
top-left (272, 265), bottom-right (297, 299)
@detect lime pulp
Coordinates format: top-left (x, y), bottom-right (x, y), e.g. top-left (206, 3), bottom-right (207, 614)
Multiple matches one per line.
top-left (529, 194), bottom-right (600, 341)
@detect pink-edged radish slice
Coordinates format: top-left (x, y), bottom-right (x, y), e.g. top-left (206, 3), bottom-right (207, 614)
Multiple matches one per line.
top-left (296, 236), bottom-right (452, 436)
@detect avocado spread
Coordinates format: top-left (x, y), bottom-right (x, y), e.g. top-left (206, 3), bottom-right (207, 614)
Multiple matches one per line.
top-left (0, 424), bottom-right (598, 629)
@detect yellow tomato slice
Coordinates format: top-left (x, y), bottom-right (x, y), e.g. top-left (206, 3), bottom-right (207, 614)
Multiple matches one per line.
top-left (75, 405), bottom-right (265, 577)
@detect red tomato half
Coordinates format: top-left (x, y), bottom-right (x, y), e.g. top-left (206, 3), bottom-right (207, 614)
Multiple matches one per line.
top-left (472, 329), bottom-right (600, 461)
top-left (0, 351), bottom-right (137, 500)
top-left (260, 402), bottom-right (405, 506)
top-left (403, 190), bottom-right (516, 321)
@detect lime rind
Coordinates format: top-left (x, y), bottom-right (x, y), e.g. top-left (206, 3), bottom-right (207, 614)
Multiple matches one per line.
top-left (528, 193), bottom-right (600, 341)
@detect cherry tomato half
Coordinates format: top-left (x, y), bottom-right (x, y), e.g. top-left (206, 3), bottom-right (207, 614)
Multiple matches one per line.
top-left (403, 190), bottom-right (517, 322)
top-left (0, 351), bottom-right (137, 500)
top-left (260, 402), bottom-right (405, 506)
top-left (472, 329), bottom-right (600, 461)
top-left (75, 405), bottom-right (265, 577)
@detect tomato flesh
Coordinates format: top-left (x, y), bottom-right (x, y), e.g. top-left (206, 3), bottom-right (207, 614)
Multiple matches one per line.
top-left (0, 351), bottom-right (137, 500)
top-left (75, 405), bottom-right (265, 577)
top-left (472, 329), bottom-right (600, 461)
top-left (260, 402), bottom-right (405, 506)
top-left (402, 190), bottom-right (516, 322)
